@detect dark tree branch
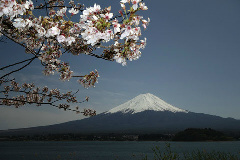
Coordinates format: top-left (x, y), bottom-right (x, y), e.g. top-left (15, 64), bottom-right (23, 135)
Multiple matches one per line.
top-left (0, 56), bottom-right (37, 79)
top-left (72, 76), bottom-right (84, 78)
top-left (0, 38), bottom-right (7, 43)
top-left (0, 57), bottom-right (36, 71)
top-left (35, 5), bottom-right (84, 12)
top-left (44, 0), bottom-right (49, 16)
top-left (37, 41), bottom-right (45, 54)
top-left (85, 52), bottom-right (114, 61)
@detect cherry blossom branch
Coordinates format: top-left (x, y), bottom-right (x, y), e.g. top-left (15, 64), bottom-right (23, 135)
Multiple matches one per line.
top-left (0, 30), bottom-right (37, 56)
top-left (0, 89), bottom-right (77, 101)
top-left (0, 97), bottom-right (95, 115)
top-left (0, 79), bottom-right (95, 116)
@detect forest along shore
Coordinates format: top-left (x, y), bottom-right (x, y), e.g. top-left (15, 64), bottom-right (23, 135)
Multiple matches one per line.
top-left (1, 128), bottom-right (240, 141)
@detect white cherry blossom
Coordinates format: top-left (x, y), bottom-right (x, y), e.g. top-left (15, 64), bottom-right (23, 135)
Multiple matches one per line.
top-left (142, 18), bottom-right (150, 29)
top-left (66, 36), bottom-right (76, 46)
top-left (120, 0), bottom-right (130, 3)
top-left (92, 3), bottom-right (101, 13)
top-left (69, 8), bottom-right (79, 15)
top-left (120, 25), bottom-right (132, 39)
top-left (102, 29), bottom-right (114, 42)
top-left (46, 26), bottom-right (60, 37)
top-left (140, 38), bottom-right (147, 49)
top-left (36, 26), bottom-right (46, 38)
top-left (101, 12), bottom-right (113, 21)
top-left (56, 7), bottom-right (67, 16)
top-left (57, 35), bottom-right (66, 43)
top-left (114, 53), bottom-right (127, 66)
top-left (139, 2), bottom-right (148, 10)
top-left (131, 0), bottom-right (141, 10)
top-left (113, 23), bottom-right (121, 33)
top-left (120, 3), bottom-right (125, 9)
top-left (25, 19), bottom-right (33, 28)
top-left (23, 0), bottom-right (34, 10)
top-left (132, 15), bottom-right (143, 26)
top-left (12, 18), bottom-right (26, 28)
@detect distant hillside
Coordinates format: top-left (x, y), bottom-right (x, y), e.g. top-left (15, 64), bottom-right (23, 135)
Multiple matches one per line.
top-left (173, 128), bottom-right (235, 141)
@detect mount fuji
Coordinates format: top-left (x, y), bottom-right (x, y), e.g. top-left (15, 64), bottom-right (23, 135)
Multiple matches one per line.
top-left (1, 93), bottom-right (240, 135)
top-left (106, 93), bottom-right (187, 114)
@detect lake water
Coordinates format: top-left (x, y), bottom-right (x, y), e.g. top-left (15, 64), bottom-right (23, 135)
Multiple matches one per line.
top-left (0, 141), bottom-right (240, 160)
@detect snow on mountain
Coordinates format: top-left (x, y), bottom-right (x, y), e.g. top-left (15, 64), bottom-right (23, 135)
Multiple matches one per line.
top-left (106, 93), bottom-right (188, 114)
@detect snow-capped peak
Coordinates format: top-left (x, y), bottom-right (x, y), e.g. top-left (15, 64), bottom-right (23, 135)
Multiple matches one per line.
top-left (106, 93), bottom-right (188, 114)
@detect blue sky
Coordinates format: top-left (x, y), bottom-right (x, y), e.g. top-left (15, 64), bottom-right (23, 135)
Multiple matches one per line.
top-left (1, 0), bottom-right (240, 130)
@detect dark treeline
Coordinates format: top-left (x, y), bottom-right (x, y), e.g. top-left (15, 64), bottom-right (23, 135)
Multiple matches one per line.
top-left (0, 133), bottom-right (173, 141)
top-left (173, 128), bottom-right (237, 141)
top-left (0, 128), bottom-right (239, 141)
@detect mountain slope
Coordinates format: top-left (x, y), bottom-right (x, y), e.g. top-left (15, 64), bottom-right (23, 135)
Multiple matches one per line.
top-left (1, 111), bottom-right (239, 135)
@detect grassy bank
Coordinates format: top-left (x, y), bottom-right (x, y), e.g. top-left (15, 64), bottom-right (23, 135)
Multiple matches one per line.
top-left (140, 143), bottom-right (240, 160)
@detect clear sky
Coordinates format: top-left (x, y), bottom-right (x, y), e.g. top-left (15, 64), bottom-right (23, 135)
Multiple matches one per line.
top-left (1, 0), bottom-right (240, 130)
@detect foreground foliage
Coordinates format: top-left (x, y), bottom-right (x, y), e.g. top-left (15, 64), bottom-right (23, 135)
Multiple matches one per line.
top-left (141, 143), bottom-right (240, 160)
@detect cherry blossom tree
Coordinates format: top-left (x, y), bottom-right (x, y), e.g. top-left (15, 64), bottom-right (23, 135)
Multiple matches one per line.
top-left (0, 0), bottom-right (149, 116)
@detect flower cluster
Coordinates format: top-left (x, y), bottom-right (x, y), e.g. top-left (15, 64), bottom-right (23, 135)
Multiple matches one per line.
top-left (0, 0), bottom-right (149, 84)
top-left (80, 4), bottom-right (114, 46)
top-left (78, 70), bottom-right (100, 88)
top-left (82, 108), bottom-right (96, 116)
top-left (0, 0), bottom-right (34, 20)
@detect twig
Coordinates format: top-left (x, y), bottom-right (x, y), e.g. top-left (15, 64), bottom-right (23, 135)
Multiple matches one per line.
top-left (86, 52), bottom-right (114, 61)
top-left (0, 38), bottom-right (7, 43)
top-left (110, 11), bottom-right (130, 22)
top-left (35, 5), bottom-right (84, 12)
top-left (72, 76), bottom-right (84, 78)
top-left (0, 57), bottom-right (37, 79)
top-left (0, 57), bottom-right (36, 71)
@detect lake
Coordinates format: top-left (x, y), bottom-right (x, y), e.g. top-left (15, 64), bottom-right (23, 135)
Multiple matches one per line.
top-left (0, 141), bottom-right (240, 160)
